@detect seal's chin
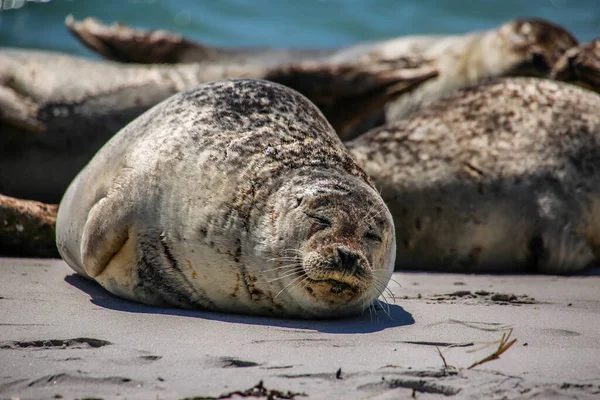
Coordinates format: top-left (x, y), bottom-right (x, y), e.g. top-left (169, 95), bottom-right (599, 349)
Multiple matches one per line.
top-left (303, 277), bottom-right (362, 304)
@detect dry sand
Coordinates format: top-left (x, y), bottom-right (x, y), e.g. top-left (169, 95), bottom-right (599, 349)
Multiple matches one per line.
top-left (0, 258), bottom-right (599, 399)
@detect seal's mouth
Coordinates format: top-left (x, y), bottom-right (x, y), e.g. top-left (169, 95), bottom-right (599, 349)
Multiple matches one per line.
top-left (325, 278), bottom-right (358, 294)
top-left (303, 277), bottom-right (363, 302)
top-left (298, 249), bottom-right (371, 303)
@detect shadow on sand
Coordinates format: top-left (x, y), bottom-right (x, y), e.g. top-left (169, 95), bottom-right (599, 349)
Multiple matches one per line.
top-left (64, 274), bottom-right (414, 334)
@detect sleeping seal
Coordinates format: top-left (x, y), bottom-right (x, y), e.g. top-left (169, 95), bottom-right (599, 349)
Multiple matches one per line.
top-left (347, 78), bottom-right (600, 274)
top-left (56, 79), bottom-right (396, 318)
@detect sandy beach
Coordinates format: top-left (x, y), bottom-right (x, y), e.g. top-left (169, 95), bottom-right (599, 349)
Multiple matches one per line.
top-left (2, 1), bottom-right (600, 398)
top-left (0, 258), bottom-right (598, 399)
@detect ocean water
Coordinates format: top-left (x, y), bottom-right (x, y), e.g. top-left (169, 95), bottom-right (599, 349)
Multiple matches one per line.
top-left (0, 0), bottom-right (598, 59)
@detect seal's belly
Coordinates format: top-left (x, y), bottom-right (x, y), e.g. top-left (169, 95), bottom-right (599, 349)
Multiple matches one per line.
top-left (94, 228), bottom-right (279, 315)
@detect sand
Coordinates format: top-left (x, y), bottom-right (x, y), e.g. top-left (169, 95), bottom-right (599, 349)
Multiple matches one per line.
top-left (0, 258), bottom-right (599, 399)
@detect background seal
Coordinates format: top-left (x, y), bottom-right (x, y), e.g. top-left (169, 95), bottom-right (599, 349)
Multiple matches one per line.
top-left (347, 78), bottom-right (600, 274)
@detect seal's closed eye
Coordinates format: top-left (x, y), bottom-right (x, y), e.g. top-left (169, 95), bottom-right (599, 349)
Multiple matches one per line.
top-left (364, 231), bottom-right (383, 243)
top-left (304, 211), bottom-right (332, 227)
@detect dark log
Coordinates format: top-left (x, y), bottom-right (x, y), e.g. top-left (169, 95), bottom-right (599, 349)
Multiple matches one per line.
top-left (0, 194), bottom-right (59, 258)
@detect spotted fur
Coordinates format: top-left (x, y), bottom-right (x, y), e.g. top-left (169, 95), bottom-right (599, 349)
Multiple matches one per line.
top-left (347, 78), bottom-right (600, 273)
top-left (56, 79), bottom-right (395, 318)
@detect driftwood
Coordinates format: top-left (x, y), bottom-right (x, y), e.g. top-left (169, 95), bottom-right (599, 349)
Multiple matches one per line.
top-left (0, 194), bottom-right (59, 258)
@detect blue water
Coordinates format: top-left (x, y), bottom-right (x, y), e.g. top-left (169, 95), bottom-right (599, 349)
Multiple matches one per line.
top-left (0, 0), bottom-right (598, 59)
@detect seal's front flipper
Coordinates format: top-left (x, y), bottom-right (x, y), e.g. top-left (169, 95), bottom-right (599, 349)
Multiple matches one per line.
top-left (0, 85), bottom-right (45, 134)
top-left (65, 15), bottom-right (217, 64)
top-left (80, 178), bottom-right (136, 279)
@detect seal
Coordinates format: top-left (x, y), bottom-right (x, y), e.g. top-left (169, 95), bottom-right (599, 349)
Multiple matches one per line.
top-left (67, 16), bottom-right (578, 124)
top-left (376, 18), bottom-right (579, 121)
top-left (346, 78), bottom-right (600, 274)
top-left (55, 79), bottom-right (396, 318)
top-left (0, 48), bottom-right (434, 203)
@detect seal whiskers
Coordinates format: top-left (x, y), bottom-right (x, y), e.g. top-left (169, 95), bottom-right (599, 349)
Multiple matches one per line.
top-left (266, 268), bottom-right (305, 283)
top-left (273, 274), bottom-right (308, 301)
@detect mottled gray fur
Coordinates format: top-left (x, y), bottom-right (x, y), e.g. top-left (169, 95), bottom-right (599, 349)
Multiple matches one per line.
top-left (348, 78), bottom-right (600, 273)
top-left (56, 79), bottom-right (395, 318)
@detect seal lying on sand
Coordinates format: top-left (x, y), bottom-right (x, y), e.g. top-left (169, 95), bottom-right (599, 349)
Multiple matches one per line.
top-left (68, 16), bottom-right (578, 123)
top-left (0, 48), bottom-right (435, 203)
top-left (347, 78), bottom-right (600, 274)
top-left (55, 79), bottom-right (396, 318)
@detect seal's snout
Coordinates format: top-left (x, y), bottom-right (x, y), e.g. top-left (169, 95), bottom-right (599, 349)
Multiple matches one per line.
top-left (336, 246), bottom-right (360, 271)
top-left (301, 245), bottom-right (371, 303)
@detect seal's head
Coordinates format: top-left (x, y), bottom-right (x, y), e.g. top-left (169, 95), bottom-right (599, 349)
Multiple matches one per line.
top-left (494, 18), bottom-right (578, 77)
top-left (264, 170), bottom-right (396, 318)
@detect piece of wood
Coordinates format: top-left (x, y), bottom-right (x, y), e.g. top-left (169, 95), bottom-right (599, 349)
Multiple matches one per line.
top-left (0, 194), bottom-right (59, 258)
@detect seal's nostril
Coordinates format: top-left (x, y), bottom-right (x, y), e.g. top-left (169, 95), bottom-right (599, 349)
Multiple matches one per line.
top-left (337, 247), bottom-right (358, 268)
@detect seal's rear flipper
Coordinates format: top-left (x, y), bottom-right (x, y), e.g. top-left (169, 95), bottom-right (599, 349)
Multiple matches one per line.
top-left (266, 58), bottom-right (438, 139)
top-left (551, 39), bottom-right (600, 94)
top-left (65, 15), bottom-right (218, 64)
